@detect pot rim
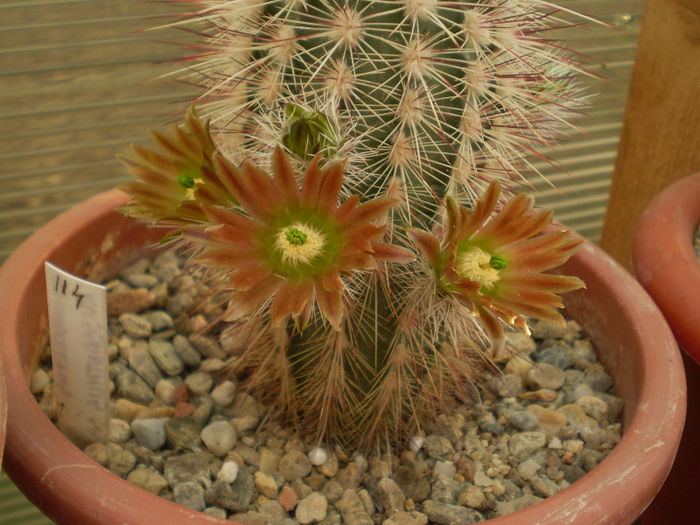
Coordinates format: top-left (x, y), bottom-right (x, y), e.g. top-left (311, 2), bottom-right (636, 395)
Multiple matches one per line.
top-left (0, 189), bottom-right (686, 525)
top-left (633, 171), bottom-right (700, 365)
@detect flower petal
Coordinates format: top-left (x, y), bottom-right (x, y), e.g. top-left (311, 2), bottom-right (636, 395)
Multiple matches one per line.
top-left (212, 153), bottom-right (270, 221)
top-left (224, 275), bottom-right (283, 321)
top-left (370, 242), bottom-right (416, 263)
top-left (315, 281), bottom-right (343, 330)
top-left (196, 247), bottom-right (256, 268)
top-left (272, 145), bottom-right (300, 205)
top-left (335, 195), bottom-right (360, 222)
top-left (344, 197), bottom-right (395, 224)
top-left (407, 228), bottom-right (442, 268)
top-left (301, 156), bottom-right (323, 205)
top-left (242, 160), bottom-right (278, 215)
top-left (269, 281), bottom-right (313, 327)
top-left (461, 182), bottom-right (500, 238)
top-left (318, 161), bottom-right (345, 214)
top-left (229, 264), bottom-right (272, 291)
top-left (477, 305), bottom-right (504, 356)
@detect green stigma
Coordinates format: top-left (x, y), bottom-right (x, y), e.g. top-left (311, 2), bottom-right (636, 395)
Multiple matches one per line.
top-left (177, 173), bottom-right (196, 189)
top-left (285, 227), bottom-right (308, 246)
top-left (489, 254), bottom-right (507, 270)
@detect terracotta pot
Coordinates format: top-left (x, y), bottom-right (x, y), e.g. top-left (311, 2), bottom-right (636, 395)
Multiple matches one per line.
top-left (633, 172), bottom-right (700, 365)
top-left (0, 189), bottom-right (686, 525)
top-left (632, 172), bottom-right (700, 524)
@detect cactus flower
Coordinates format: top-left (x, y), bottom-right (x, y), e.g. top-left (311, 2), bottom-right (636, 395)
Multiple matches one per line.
top-left (118, 106), bottom-right (237, 227)
top-left (409, 182), bottom-right (584, 350)
top-left (195, 146), bottom-right (414, 329)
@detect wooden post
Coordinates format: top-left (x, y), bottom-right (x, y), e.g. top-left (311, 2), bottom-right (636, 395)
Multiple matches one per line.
top-left (600, 0), bottom-right (700, 270)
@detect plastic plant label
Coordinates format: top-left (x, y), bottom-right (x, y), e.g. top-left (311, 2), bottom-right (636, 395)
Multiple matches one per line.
top-left (44, 261), bottom-right (109, 447)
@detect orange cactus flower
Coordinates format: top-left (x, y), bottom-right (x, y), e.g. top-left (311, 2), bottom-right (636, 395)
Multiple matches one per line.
top-left (194, 146), bottom-right (415, 329)
top-left (409, 182), bottom-right (584, 350)
top-left (119, 105), bottom-right (235, 226)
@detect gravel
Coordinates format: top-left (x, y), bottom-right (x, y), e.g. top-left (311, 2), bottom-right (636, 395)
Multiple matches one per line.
top-left (34, 254), bottom-right (624, 524)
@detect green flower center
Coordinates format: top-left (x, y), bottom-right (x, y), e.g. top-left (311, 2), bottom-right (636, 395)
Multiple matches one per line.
top-left (177, 174), bottom-right (196, 189)
top-left (456, 246), bottom-right (506, 289)
top-left (274, 222), bottom-right (326, 267)
top-left (285, 227), bottom-right (308, 246)
top-left (177, 167), bottom-right (204, 201)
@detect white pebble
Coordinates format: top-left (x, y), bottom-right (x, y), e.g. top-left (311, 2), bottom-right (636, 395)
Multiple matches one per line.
top-left (409, 435), bottom-right (425, 452)
top-left (217, 460), bottom-right (239, 483)
top-left (308, 447), bottom-right (328, 466)
top-left (30, 369), bottom-right (50, 394)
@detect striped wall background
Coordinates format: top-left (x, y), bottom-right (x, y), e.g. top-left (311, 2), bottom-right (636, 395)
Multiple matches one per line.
top-left (0, 0), bottom-right (645, 522)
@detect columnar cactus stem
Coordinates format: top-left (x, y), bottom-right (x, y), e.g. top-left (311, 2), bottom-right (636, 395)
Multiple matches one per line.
top-left (120, 0), bottom-right (593, 450)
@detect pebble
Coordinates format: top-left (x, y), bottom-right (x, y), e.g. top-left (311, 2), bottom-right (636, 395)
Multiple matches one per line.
top-left (582, 365), bottom-right (614, 392)
top-left (166, 416), bottom-right (202, 449)
top-left (509, 432), bottom-right (547, 462)
top-left (378, 477), bottom-right (405, 516)
top-left (109, 418), bottom-right (132, 443)
top-left (173, 480), bottom-right (206, 511)
top-left (119, 313), bottom-right (152, 339)
top-left (526, 363), bottom-right (566, 390)
top-left (516, 458), bottom-right (540, 480)
top-left (525, 405), bottom-right (567, 438)
top-left (200, 420), bottom-right (237, 456)
top-left (279, 450), bottom-right (312, 481)
top-left (105, 443), bottom-right (136, 477)
top-left (149, 340), bottom-right (185, 377)
top-left (131, 418), bottom-right (168, 450)
top-left (173, 335), bottom-right (202, 367)
top-left (112, 398), bottom-right (147, 421)
top-left (124, 272), bottom-right (159, 289)
top-left (296, 492), bottom-right (328, 524)
top-left (185, 371), bottom-right (213, 395)
top-left (318, 453), bottom-right (339, 478)
top-left (217, 460), bottom-right (240, 483)
top-left (384, 511), bottom-right (428, 525)
top-left (458, 485), bottom-right (486, 509)
top-left (210, 380), bottom-right (236, 406)
top-left (424, 435), bottom-right (454, 459)
top-left (422, 499), bottom-right (482, 525)
top-left (108, 288), bottom-right (155, 316)
top-left (279, 485), bottom-right (298, 512)
top-left (255, 471), bottom-right (280, 498)
top-left (308, 447), bottom-right (328, 466)
top-left (112, 362), bottom-right (155, 405)
top-left (127, 343), bottom-right (163, 387)
top-left (126, 465), bottom-right (168, 495)
top-left (576, 395), bottom-right (609, 422)
top-left (155, 379), bottom-right (177, 404)
top-left (30, 369), bottom-right (50, 394)
top-left (189, 334), bottom-right (224, 359)
top-left (337, 489), bottom-right (372, 525)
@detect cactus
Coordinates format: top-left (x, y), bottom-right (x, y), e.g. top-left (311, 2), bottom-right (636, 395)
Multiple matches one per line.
top-left (120, 0), bottom-right (592, 450)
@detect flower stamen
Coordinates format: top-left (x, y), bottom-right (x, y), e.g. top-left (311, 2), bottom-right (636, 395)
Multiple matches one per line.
top-left (274, 222), bottom-right (326, 267)
top-left (457, 246), bottom-right (502, 289)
